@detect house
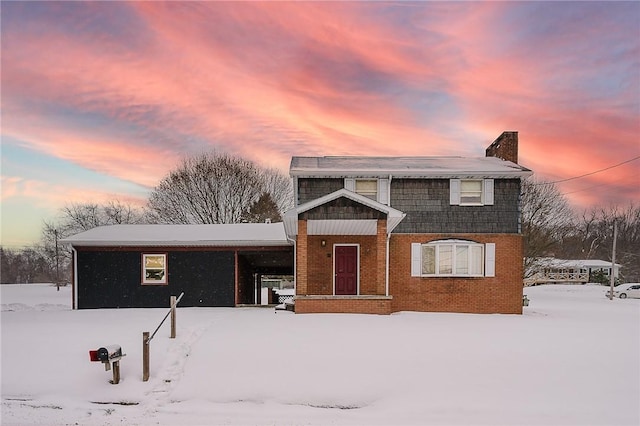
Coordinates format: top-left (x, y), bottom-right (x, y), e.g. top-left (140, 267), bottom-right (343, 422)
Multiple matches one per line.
top-left (64, 131), bottom-right (532, 314)
top-left (62, 223), bottom-right (293, 309)
top-left (284, 131), bottom-right (532, 314)
top-left (524, 258), bottom-right (622, 286)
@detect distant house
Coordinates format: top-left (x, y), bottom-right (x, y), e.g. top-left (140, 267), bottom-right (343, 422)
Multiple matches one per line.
top-left (64, 131), bottom-right (533, 314)
top-left (525, 258), bottom-right (622, 286)
top-left (284, 131), bottom-right (532, 314)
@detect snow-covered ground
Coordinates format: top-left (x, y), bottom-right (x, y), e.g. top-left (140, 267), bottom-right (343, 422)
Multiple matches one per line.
top-left (1, 283), bottom-right (638, 425)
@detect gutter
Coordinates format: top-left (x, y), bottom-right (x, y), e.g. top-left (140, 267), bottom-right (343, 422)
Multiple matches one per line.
top-left (386, 174), bottom-right (392, 296)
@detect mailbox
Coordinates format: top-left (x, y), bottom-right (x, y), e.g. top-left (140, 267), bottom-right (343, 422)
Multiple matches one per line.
top-left (98, 345), bottom-right (122, 362)
top-left (90, 345), bottom-right (122, 363)
top-left (89, 344), bottom-right (125, 379)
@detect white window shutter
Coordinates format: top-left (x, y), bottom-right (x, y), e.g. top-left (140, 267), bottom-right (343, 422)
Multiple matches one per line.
top-left (483, 179), bottom-right (494, 205)
top-left (378, 178), bottom-right (389, 205)
top-left (411, 243), bottom-right (422, 277)
top-left (345, 178), bottom-right (355, 191)
top-left (450, 179), bottom-right (461, 205)
top-left (485, 243), bottom-right (496, 277)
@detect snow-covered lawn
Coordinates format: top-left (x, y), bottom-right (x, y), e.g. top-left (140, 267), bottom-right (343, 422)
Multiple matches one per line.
top-left (2, 284), bottom-right (638, 425)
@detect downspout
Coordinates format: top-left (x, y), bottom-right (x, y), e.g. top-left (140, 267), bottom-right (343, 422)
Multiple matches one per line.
top-left (385, 174), bottom-right (393, 296)
top-left (386, 232), bottom-right (390, 297)
top-left (290, 177), bottom-right (299, 296)
top-left (72, 247), bottom-right (78, 310)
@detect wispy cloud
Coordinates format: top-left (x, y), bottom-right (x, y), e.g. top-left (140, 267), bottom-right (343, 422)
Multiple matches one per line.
top-left (1, 1), bottom-right (638, 244)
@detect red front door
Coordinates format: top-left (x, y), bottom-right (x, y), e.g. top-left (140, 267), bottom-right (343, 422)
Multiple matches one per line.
top-left (335, 245), bottom-right (358, 295)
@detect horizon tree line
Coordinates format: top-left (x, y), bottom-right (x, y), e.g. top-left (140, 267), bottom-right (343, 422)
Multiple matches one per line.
top-left (1, 153), bottom-right (637, 283)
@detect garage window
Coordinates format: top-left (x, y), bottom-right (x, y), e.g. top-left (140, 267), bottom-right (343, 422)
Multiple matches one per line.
top-left (142, 254), bottom-right (167, 285)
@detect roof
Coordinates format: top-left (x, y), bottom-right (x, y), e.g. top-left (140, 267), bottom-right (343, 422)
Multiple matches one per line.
top-left (290, 156), bottom-right (532, 179)
top-left (283, 189), bottom-right (405, 238)
top-left (60, 223), bottom-right (291, 247)
top-left (533, 258), bottom-right (622, 269)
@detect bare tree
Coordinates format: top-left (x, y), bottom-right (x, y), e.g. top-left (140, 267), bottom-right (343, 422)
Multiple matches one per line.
top-left (0, 247), bottom-right (51, 284)
top-left (259, 167), bottom-right (294, 215)
top-left (39, 200), bottom-right (146, 283)
top-left (521, 177), bottom-right (575, 276)
top-left (574, 203), bottom-right (640, 282)
top-left (147, 152), bottom-right (293, 224)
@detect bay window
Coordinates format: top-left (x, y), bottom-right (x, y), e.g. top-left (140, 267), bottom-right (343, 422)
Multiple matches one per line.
top-left (411, 240), bottom-right (495, 277)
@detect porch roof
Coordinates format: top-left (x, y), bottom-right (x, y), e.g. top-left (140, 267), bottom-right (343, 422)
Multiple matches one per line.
top-left (284, 189), bottom-right (405, 238)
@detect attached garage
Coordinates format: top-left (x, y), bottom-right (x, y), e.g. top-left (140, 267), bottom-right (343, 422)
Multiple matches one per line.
top-left (62, 223), bottom-right (293, 309)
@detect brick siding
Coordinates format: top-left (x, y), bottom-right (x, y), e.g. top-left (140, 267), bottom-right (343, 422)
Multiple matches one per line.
top-left (389, 234), bottom-right (524, 314)
top-left (295, 296), bottom-right (392, 315)
top-left (299, 231), bottom-right (385, 296)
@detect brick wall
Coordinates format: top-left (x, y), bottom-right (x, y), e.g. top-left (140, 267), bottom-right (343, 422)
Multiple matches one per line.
top-left (389, 233), bottom-right (524, 314)
top-left (295, 296), bottom-right (392, 315)
top-left (486, 131), bottom-right (518, 164)
top-left (295, 219), bottom-right (387, 297)
top-left (303, 234), bottom-right (383, 295)
top-left (296, 220), bottom-right (308, 295)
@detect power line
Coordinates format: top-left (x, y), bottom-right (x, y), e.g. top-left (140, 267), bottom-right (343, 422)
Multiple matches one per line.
top-left (563, 173), bottom-right (637, 195)
top-left (532, 155), bottom-right (640, 185)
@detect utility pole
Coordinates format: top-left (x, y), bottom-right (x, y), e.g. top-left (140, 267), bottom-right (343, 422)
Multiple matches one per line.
top-left (55, 229), bottom-right (60, 291)
top-left (608, 221), bottom-right (617, 300)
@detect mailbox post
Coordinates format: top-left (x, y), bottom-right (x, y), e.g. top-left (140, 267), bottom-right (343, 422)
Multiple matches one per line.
top-left (89, 345), bottom-right (125, 384)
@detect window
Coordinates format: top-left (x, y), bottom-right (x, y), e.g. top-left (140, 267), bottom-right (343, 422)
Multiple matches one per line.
top-left (355, 179), bottom-right (378, 200)
top-left (450, 179), bottom-right (494, 206)
top-left (344, 178), bottom-right (389, 204)
top-left (460, 180), bottom-right (483, 204)
top-left (411, 240), bottom-right (495, 277)
top-left (142, 254), bottom-right (167, 285)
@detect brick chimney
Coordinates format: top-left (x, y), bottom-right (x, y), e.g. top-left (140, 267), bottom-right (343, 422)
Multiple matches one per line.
top-left (486, 131), bottom-right (518, 164)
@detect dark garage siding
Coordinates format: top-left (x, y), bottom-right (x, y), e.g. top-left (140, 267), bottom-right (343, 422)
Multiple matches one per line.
top-left (77, 250), bottom-right (235, 309)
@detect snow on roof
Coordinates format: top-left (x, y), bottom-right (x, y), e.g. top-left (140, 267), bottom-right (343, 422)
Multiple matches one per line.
top-left (533, 258), bottom-right (622, 269)
top-left (60, 223), bottom-right (291, 247)
top-left (290, 156), bottom-right (532, 178)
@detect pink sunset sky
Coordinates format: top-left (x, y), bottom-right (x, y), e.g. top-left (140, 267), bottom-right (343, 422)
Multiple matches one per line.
top-left (1, 1), bottom-right (639, 248)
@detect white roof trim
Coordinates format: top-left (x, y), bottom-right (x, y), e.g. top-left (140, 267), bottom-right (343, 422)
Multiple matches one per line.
top-left (284, 189), bottom-right (405, 238)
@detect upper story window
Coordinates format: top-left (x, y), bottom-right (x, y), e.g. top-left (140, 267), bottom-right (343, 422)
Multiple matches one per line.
top-left (411, 240), bottom-right (495, 277)
top-left (355, 179), bottom-right (378, 200)
top-left (450, 179), bottom-right (494, 206)
top-left (345, 178), bottom-right (389, 204)
top-left (460, 180), bottom-right (483, 204)
top-left (142, 253), bottom-right (167, 285)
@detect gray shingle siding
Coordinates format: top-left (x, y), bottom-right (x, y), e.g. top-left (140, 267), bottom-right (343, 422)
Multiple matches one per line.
top-left (302, 197), bottom-right (386, 220)
top-left (390, 178), bottom-right (521, 233)
top-left (296, 177), bottom-right (522, 234)
top-left (298, 178), bottom-right (343, 204)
